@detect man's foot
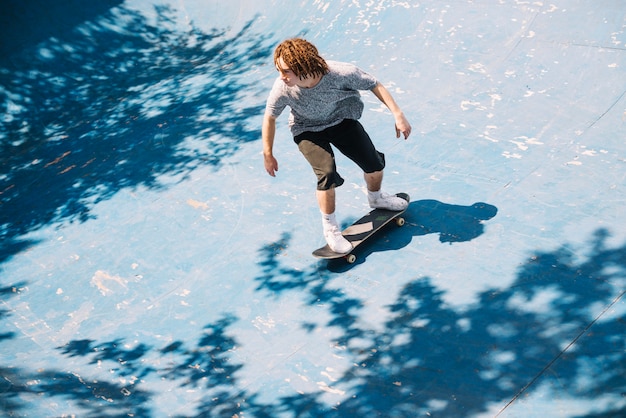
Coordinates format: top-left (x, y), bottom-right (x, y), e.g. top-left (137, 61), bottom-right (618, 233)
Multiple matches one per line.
top-left (368, 191), bottom-right (408, 211)
top-left (324, 225), bottom-right (353, 254)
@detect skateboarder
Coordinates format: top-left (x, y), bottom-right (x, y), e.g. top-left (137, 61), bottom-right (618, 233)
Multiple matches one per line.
top-left (262, 38), bottom-right (411, 254)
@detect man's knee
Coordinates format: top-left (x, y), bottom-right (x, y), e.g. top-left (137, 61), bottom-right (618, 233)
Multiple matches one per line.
top-left (315, 168), bottom-right (344, 190)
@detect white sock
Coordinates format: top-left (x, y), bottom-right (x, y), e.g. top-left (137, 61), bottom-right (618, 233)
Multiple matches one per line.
top-left (321, 212), bottom-right (338, 230)
top-left (368, 190), bottom-right (382, 201)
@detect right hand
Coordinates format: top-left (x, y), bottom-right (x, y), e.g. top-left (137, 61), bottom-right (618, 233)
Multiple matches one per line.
top-left (395, 113), bottom-right (412, 139)
top-left (264, 154), bottom-right (279, 177)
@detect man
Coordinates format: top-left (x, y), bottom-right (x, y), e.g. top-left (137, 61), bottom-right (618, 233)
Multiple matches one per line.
top-left (262, 38), bottom-right (411, 254)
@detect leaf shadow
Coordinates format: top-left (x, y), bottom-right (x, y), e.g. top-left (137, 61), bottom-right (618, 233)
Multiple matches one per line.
top-left (254, 228), bottom-right (625, 417)
top-left (1, 230), bottom-right (623, 416)
top-left (0, 4), bottom-right (272, 265)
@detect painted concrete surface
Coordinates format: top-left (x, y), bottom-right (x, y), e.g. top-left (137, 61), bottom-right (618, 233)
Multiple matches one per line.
top-left (1, 0), bottom-right (625, 416)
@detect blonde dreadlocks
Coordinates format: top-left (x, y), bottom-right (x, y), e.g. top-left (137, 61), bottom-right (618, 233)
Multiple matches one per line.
top-left (274, 38), bottom-right (330, 80)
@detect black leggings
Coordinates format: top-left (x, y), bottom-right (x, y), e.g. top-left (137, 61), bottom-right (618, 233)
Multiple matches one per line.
top-left (294, 119), bottom-right (385, 190)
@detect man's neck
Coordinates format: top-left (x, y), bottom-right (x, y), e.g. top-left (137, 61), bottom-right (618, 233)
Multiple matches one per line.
top-left (300, 74), bottom-right (322, 89)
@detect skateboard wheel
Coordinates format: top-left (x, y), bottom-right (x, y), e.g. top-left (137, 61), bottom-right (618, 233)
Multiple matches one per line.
top-left (396, 217), bottom-right (405, 226)
top-left (346, 254), bottom-right (357, 263)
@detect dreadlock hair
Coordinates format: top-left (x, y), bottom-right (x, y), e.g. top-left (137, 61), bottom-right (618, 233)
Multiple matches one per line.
top-left (274, 38), bottom-right (330, 80)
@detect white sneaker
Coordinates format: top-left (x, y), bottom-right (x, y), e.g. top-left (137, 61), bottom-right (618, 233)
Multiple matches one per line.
top-left (324, 225), bottom-right (353, 254)
top-left (368, 192), bottom-right (408, 211)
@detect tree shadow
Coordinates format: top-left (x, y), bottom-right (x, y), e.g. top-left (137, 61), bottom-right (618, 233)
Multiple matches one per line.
top-left (0, 283), bottom-right (23, 342)
top-left (252, 228), bottom-right (625, 417)
top-left (359, 228), bottom-right (624, 417)
top-left (1, 230), bottom-right (623, 415)
top-left (0, 3), bottom-right (272, 264)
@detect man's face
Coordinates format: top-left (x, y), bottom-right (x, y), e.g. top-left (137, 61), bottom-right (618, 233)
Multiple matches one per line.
top-left (276, 57), bottom-right (299, 87)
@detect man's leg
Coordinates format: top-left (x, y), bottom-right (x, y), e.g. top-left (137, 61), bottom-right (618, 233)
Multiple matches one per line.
top-left (364, 170), bottom-right (383, 192)
top-left (365, 169), bottom-right (407, 211)
top-left (316, 187), bottom-right (351, 253)
top-left (318, 188), bottom-right (351, 253)
top-left (317, 188), bottom-right (336, 214)
top-left (296, 137), bottom-right (351, 253)
top-left (329, 121), bottom-right (398, 207)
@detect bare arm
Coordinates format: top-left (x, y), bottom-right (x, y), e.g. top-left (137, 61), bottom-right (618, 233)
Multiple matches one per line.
top-left (262, 112), bottom-right (279, 176)
top-left (371, 82), bottom-right (411, 139)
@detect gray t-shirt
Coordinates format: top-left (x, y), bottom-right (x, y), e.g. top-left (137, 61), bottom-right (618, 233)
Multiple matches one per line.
top-left (265, 60), bottom-right (378, 136)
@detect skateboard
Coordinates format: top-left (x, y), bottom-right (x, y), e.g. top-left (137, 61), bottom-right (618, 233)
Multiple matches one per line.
top-left (312, 193), bottom-right (409, 263)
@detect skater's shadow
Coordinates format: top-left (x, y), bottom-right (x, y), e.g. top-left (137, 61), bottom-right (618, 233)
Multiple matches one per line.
top-left (327, 200), bottom-right (498, 270)
top-left (409, 200), bottom-right (498, 244)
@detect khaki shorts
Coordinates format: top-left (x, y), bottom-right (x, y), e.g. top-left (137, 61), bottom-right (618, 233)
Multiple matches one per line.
top-left (294, 119), bottom-right (385, 190)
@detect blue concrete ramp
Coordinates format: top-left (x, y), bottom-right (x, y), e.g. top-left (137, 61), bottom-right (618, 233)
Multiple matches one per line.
top-left (1, 1), bottom-right (625, 416)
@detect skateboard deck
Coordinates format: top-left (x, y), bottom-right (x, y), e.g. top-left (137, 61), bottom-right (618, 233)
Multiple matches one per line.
top-left (313, 193), bottom-right (409, 263)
